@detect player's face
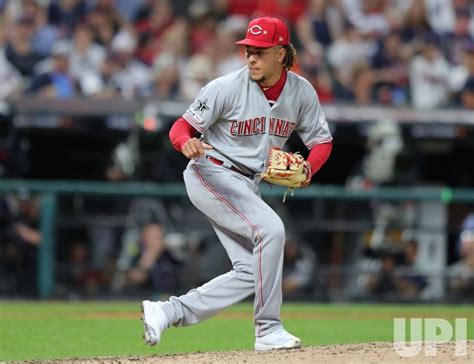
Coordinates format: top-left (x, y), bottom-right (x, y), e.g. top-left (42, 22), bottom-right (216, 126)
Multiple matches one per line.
top-left (245, 46), bottom-right (285, 86)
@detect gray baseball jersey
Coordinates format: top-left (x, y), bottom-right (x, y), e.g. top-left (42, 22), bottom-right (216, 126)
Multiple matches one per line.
top-left (160, 67), bottom-right (332, 339)
top-left (183, 66), bottom-right (332, 173)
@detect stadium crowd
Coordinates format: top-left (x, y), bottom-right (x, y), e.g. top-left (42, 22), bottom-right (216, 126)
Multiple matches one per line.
top-left (1, 0), bottom-right (474, 301)
top-left (1, 0), bottom-right (473, 109)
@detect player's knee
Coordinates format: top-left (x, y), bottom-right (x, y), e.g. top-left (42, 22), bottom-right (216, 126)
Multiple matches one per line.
top-left (233, 262), bottom-right (253, 276)
top-left (263, 218), bottom-right (285, 245)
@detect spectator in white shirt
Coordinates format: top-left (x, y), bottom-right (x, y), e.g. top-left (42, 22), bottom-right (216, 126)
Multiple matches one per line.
top-left (110, 29), bottom-right (152, 98)
top-left (409, 34), bottom-right (451, 109)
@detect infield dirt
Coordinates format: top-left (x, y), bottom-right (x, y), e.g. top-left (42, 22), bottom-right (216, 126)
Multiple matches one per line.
top-left (20, 341), bottom-right (474, 363)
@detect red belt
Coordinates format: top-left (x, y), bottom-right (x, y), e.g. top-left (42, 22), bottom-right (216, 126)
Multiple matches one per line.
top-left (206, 156), bottom-right (252, 177)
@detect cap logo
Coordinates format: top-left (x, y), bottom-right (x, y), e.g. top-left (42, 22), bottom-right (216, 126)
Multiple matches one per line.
top-left (249, 25), bottom-right (264, 35)
top-left (278, 36), bottom-right (283, 41)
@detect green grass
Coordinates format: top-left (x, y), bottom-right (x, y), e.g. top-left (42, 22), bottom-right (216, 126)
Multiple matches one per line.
top-left (0, 302), bottom-right (473, 361)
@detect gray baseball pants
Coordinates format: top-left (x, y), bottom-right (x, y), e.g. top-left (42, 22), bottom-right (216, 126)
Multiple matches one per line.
top-left (160, 156), bottom-right (285, 337)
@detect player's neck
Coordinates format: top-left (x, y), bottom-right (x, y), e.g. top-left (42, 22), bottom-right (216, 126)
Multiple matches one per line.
top-left (259, 67), bottom-right (284, 88)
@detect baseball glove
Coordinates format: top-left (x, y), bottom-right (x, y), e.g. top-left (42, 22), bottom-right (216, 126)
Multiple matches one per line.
top-left (261, 147), bottom-right (311, 201)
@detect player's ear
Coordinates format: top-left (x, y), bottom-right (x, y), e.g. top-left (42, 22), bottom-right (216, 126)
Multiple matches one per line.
top-left (278, 46), bottom-right (286, 63)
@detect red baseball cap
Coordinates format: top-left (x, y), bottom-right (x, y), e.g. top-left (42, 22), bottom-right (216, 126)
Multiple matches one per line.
top-left (235, 17), bottom-right (289, 48)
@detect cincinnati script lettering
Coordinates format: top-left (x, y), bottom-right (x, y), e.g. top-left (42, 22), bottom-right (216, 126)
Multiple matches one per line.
top-left (229, 117), bottom-right (296, 137)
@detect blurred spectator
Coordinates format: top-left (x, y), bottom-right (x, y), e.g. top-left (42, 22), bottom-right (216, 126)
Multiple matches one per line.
top-left (0, 0), bottom-right (469, 108)
top-left (327, 23), bottom-right (377, 102)
top-left (67, 23), bottom-right (106, 80)
top-left (22, 0), bottom-right (60, 57)
top-left (214, 20), bottom-right (246, 76)
top-left (4, 191), bottom-right (42, 296)
top-left (448, 222), bottom-right (474, 300)
top-left (341, 0), bottom-right (391, 38)
top-left (134, 0), bottom-right (176, 65)
top-left (460, 75), bottom-right (474, 109)
top-left (352, 62), bottom-right (375, 104)
top-left (456, 212), bottom-right (474, 257)
top-left (214, 0), bottom-right (257, 17)
top-left (424, 0), bottom-right (456, 36)
top-left (27, 42), bottom-right (78, 99)
top-left (188, 3), bottom-right (218, 55)
top-left (253, 0), bottom-right (307, 26)
top-left (180, 53), bottom-right (214, 101)
top-left (364, 239), bottom-right (427, 301)
top-left (125, 222), bottom-right (182, 294)
top-left (398, 0), bottom-right (432, 43)
top-left (296, 0), bottom-right (344, 53)
top-left (444, 7), bottom-right (474, 65)
top-left (409, 34), bottom-right (451, 109)
top-left (57, 239), bottom-right (109, 295)
top-left (150, 54), bottom-right (180, 99)
top-left (455, 39), bottom-right (474, 107)
top-left (371, 32), bottom-right (410, 105)
top-left (5, 16), bottom-right (44, 77)
top-left (0, 23), bottom-right (23, 102)
top-left (110, 29), bottom-right (152, 98)
top-left (84, 5), bottom-right (121, 47)
top-left (47, 0), bottom-right (89, 36)
top-left (114, 0), bottom-right (145, 23)
top-left (83, 53), bottom-right (121, 97)
top-left (397, 239), bottom-right (428, 295)
top-left (148, 20), bottom-right (190, 98)
top-left (283, 235), bottom-right (317, 297)
top-left (449, 41), bottom-right (473, 103)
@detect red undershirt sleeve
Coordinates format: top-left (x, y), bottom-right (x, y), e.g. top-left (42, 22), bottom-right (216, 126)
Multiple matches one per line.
top-left (169, 117), bottom-right (198, 152)
top-left (306, 141), bottom-right (333, 176)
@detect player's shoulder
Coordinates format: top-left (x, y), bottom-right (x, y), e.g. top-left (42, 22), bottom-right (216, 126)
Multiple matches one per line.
top-left (287, 71), bottom-right (315, 93)
top-left (207, 67), bottom-right (248, 90)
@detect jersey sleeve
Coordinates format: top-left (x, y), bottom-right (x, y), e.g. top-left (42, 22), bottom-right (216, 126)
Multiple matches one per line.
top-left (295, 83), bottom-right (333, 150)
top-left (182, 80), bottom-right (225, 134)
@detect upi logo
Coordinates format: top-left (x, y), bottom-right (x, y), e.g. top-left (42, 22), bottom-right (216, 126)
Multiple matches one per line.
top-left (393, 318), bottom-right (467, 357)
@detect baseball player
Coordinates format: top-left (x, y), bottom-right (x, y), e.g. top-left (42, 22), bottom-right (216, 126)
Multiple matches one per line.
top-left (142, 16), bottom-right (333, 351)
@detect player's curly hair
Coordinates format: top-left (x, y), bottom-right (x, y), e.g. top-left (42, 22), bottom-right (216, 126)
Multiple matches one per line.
top-left (282, 44), bottom-right (297, 70)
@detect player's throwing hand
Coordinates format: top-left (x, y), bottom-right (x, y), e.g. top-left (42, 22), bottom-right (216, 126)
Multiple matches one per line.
top-left (181, 137), bottom-right (213, 159)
